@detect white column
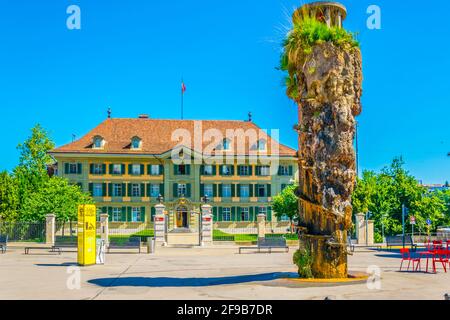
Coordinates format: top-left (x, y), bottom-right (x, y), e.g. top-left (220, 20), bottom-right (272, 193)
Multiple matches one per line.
top-left (100, 213), bottom-right (109, 247)
top-left (45, 214), bottom-right (56, 246)
top-left (257, 213), bottom-right (266, 239)
top-left (154, 204), bottom-right (167, 246)
top-left (355, 213), bottom-right (365, 245)
top-left (325, 8), bottom-right (331, 27)
top-left (201, 204), bottom-right (213, 246)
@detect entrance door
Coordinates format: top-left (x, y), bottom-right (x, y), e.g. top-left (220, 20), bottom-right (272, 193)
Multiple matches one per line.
top-left (176, 206), bottom-right (188, 228)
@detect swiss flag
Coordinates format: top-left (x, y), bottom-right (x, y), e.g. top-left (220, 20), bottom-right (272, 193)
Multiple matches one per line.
top-left (181, 82), bottom-right (186, 94)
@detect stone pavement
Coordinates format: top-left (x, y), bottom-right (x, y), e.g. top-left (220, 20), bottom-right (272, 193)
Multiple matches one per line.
top-left (0, 244), bottom-right (448, 300)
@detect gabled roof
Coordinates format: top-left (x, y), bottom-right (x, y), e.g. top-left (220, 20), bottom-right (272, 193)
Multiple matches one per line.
top-left (50, 118), bottom-right (297, 157)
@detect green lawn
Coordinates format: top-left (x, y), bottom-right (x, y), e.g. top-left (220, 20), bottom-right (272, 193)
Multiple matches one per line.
top-left (213, 230), bottom-right (298, 242)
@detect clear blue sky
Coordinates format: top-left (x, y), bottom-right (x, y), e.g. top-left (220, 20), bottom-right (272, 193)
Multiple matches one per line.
top-left (0, 0), bottom-right (448, 183)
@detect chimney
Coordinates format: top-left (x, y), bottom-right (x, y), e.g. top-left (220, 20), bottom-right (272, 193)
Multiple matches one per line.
top-left (138, 114), bottom-right (149, 119)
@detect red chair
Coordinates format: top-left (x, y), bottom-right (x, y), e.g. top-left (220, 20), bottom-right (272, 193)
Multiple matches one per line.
top-left (433, 240), bottom-right (443, 250)
top-left (400, 248), bottom-right (421, 271)
top-left (432, 249), bottom-right (448, 273)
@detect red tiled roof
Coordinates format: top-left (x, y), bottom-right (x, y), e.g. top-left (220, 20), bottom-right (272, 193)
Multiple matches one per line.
top-left (51, 118), bottom-right (297, 157)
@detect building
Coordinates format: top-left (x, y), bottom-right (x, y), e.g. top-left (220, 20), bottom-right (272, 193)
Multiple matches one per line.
top-left (49, 116), bottom-right (298, 229)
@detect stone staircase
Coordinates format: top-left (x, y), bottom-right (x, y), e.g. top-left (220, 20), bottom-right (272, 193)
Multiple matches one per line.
top-left (167, 229), bottom-right (200, 246)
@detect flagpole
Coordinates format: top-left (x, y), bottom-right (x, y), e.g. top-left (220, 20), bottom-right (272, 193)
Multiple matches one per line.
top-left (181, 78), bottom-right (184, 120)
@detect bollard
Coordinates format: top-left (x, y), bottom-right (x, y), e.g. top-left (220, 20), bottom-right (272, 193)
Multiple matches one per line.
top-left (147, 237), bottom-right (156, 254)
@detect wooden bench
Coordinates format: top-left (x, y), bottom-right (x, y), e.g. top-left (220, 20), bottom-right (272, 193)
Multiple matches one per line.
top-left (386, 235), bottom-right (417, 251)
top-left (108, 237), bottom-right (141, 253)
top-left (24, 246), bottom-right (61, 255)
top-left (0, 235), bottom-right (8, 254)
top-left (52, 238), bottom-right (77, 252)
top-left (239, 237), bottom-right (289, 254)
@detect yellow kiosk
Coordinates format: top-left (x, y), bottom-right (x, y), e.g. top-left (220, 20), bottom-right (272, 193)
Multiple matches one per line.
top-left (77, 204), bottom-right (97, 266)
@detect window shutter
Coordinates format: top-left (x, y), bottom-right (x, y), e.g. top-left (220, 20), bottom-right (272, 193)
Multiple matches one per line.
top-left (108, 207), bottom-right (112, 222)
top-left (250, 207), bottom-right (254, 221)
top-left (102, 183), bottom-right (107, 196)
top-left (289, 166), bottom-right (293, 176)
top-left (254, 206), bottom-right (259, 219)
top-left (231, 165), bottom-right (235, 175)
top-left (277, 166), bottom-right (282, 175)
top-left (102, 164), bottom-right (106, 174)
top-left (108, 183), bottom-right (112, 197)
top-left (121, 164), bottom-right (125, 175)
top-left (173, 165), bottom-right (178, 175)
top-left (88, 183), bottom-right (93, 196)
top-left (151, 207), bottom-right (156, 222)
top-left (255, 166), bottom-right (261, 176)
top-left (109, 164), bottom-right (113, 174)
top-left (267, 184), bottom-right (271, 197)
top-left (212, 165), bottom-right (217, 175)
top-left (237, 184), bottom-right (241, 197)
top-left (218, 184), bottom-right (223, 197)
top-left (231, 207), bottom-right (236, 221)
top-left (101, 207), bottom-right (107, 214)
top-left (267, 206), bottom-right (272, 221)
top-left (127, 183), bottom-right (132, 197)
top-left (249, 165), bottom-right (253, 176)
top-left (219, 165), bottom-right (224, 176)
top-left (121, 207), bottom-right (126, 222)
top-left (200, 184), bottom-right (204, 197)
top-left (231, 184), bottom-right (236, 197)
top-left (128, 164), bottom-right (132, 175)
top-left (200, 165), bottom-right (204, 176)
top-left (249, 184), bottom-right (254, 197)
top-left (140, 183), bottom-right (145, 197)
top-left (173, 183), bottom-right (178, 197)
top-left (147, 164), bottom-right (151, 175)
top-left (186, 165), bottom-right (191, 175)
top-left (89, 164), bottom-right (94, 174)
top-left (186, 184), bottom-right (191, 198)
top-left (219, 207), bottom-right (223, 221)
top-left (140, 207), bottom-right (146, 222)
top-left (213, 184), bottom-right (218, 197)
top-left (212, 207), bottom-right (217, 221)
top-left (122, 183), bottom-right (126, 197)
top-left (77, 163), bottom-right (82, 174)
top-left (64, 163), bottom-right (69, 174)
top-left (127, 207), bottom-right (132, 222)
top-left (140, 164), bottom-right (144, 175)
top-left (159, 165), bottom-right (164, 175)
top-left (146, 184), bottom-right (150, 197)
top-left (159, 183), bottom-right (164, 197)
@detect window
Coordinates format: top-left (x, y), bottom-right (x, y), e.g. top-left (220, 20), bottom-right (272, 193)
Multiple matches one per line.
top-left (131, 207), bottom-right (141, 222)
top-left (241, 208), bottom-right (250, 221)
top-left (150, 165), bottom-right (160, 175)
top-left (223, 138), bottom-right (231, 150)
top-left (68, 163), bottom-right (78, 174)
top-left (112, 208), bottom-right (121, 222)
top-left (92, 164), bottom-right (104, 175)
top-left (203, 165), bottom-right (213, 175)
top-left (131, 164), bottom-right (141, 175)
top-left (131, 184), bottom-right (141, 197)
top-left (257, 184), bottom-right (267, 197)
top-left (221, 165), bottom-right (233, 176)
top-left (93, 183), bottom-right (103, 197)
top-left (150, 184), bottom-right (160, 197)
top-left (222, 208), bottom-right (231, 221)
top-left (238, 165), bottom-right (250, 176)
top-left (222, 184), bottom-right (232, 197)
top-left (93, 136), bottom-right (104, 149)
top-left (258, 206), bottom-right (267, 216)
top-left (204, 184), bottom-right (214, 197)
top-left (112, 184), bottom-right (123, 197)
top-left (175, 164), bottom-right (189, 175)
top-left (257, 139), bottom-right (267, 151)
top-left (177, 183), bottom-right (187, 197)
top-left (260, 166), bottom-right (270, 176)
top-left (278, 165), bottom-right (290, 176)
top-left (112, 164), bottom-right (122, 175)
top-left (240, 184), bottom-right (250, 198)
top-left (131, 137), bottom-right (141, 149)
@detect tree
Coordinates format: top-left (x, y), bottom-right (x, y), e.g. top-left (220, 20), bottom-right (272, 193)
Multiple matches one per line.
top-left (0, 171), bottom-right (19, 221)
top-left (272, 185), bottom-right (298, 232)
top-left (20, 177), bottom-right (93, 222)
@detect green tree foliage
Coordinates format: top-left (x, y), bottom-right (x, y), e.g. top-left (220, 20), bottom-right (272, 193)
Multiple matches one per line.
top-left (272, 185), bottom-right (298, 231)
top-left (352, 157), bottom-right (448, 239)
top-left (21, 177), bottom-right (93, 222)
top-left (0, 171), bottom-right (19, 221)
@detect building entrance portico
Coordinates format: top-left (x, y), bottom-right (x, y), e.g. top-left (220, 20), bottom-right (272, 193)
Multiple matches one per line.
top-left (176, 206), bottom-right (189, 228)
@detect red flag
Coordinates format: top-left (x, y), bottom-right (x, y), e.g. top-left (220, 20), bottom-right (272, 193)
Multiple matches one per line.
top-left (181, 82), bottom-right (186, 94)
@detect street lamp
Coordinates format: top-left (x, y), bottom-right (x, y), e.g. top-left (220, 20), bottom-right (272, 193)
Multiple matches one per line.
top-left (157, 194), bottom-right (164, 204)
top-left (201, 194), bottom-right (209, 204)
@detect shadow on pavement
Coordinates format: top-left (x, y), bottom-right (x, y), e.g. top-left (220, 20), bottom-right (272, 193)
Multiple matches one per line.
top-left (88, 272), bottom-right (298, 287)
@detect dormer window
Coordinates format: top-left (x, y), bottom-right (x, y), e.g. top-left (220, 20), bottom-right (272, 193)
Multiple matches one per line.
top-left (257, 139), bottom-right (267, 151)
top-left (93, 136), bottom-right (104, 149)
top-left (131, 137), bottom-right (141, 150)
top-left (223, 138), bottom-right (231, 151)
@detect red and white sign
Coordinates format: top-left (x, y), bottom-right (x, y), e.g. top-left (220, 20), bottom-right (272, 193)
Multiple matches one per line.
top-left (410, 216), bottom-right (416, 225)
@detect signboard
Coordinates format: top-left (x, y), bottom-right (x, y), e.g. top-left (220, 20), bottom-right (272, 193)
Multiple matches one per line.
top-left (77, 204), bottom-right (97, 266)
top-left (426, 219), bottom-right (432, 226)
top-left (410, 216), bottom-right (416, 225)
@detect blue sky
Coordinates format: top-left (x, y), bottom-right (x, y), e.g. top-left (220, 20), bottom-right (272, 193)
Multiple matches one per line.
top-left (0, 0), bottom-right (448, 183)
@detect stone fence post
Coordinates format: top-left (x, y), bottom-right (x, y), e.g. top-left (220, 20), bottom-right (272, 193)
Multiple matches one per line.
top-left (100, 213), bottom-right (109, 247)
top-left (45, 214), bottom-right (56, 246)
top-left (200, 204), bottom-right (213, 246)
top-left (257, 213), bottom-right (266, 239)
top-left (154, 204), bottom-right (167, 246)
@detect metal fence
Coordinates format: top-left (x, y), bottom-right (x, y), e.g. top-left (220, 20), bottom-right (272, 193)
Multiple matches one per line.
top-left (108, 222), bottom-right (154, 244)
top-left (0, 221), bottom-right (46, 242)
top-left (213, 222), bottom-right (297, 242)
top-left (55, 220), bottom-right (78, 243)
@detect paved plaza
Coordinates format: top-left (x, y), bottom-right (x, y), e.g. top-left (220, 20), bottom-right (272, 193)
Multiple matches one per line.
top-left (0, 244), bottom-right (449, 300)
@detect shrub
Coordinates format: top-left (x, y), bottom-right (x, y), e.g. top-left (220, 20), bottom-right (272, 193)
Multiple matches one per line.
top-left (293, 246), bottom-right (313, 278)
